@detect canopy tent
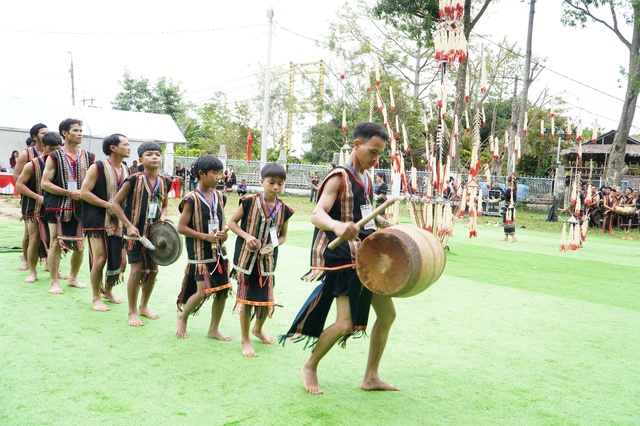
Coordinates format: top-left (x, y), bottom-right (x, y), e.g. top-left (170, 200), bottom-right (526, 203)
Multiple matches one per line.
top-left (0, 97), bottom-right (186, 174)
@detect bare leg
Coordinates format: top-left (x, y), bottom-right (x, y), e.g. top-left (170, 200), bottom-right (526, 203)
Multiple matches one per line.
top-left (18, 222), bottom-right (28, 271)
top-left (24, 221), bottom-right (40, 283)
top-left (67, 249), bottom-right (86, 289)
top-left (87, 237), bottom-right (109, 311)
top-left (240, 309), bottom-right (258, 357)
top-left (127, 262), bottom-right (144, 326)
top-left (208, 293), bottom-right (231, 341)
top-left (102, 285), bottom-right (122, 304)
top-left (301, 296), bottom-right (353, 395)
top-left (139, 272), bottom-right (159, 319)
top-left (175, 280), bottom-right (205, 339)
top-left (47, 223), bottom-right (64, 294)
top-left (361, 294), bottom-right (399, 391)
top-left (252, 311), bottom-right (273, 344)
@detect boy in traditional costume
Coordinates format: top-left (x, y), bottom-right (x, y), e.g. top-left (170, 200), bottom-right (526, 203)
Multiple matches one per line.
top-left (14, 123), bottom-right (49, 271)
top-left (111, 142), bottom-right (171, 327)
top-left (175, 155), bottom-right (232, 340)
top-left (281, 122), bottom-right (398, 395)
top-left (42, 118), bottom-right (95, 294)
top-left (16, 132), bottom-right (62, 283)
top-left (80, 134), bottom-right (130, 311)
top-left (228, 163), bottom-right (294, 357)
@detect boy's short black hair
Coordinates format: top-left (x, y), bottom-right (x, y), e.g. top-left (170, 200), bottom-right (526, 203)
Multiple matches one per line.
top-left (353, 122), bottom-right (389, 143)
top-left (29, 123), bottom-right (48, 139)
top-left (59, 118), bottom-right (82, 137)
top-left (192, 155), bottom-right (223, 178)
top-left (260, 163), bottom-right (287, 180)
top-left (102, 133), bottom-right (126, 156)
top-left (138, 141), bottom-right (162, 158)
top-left (42, 132), bottom-right (63, 147)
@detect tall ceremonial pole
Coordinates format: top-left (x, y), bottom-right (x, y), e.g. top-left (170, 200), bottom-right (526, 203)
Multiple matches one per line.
top-left (260, 8), bottom-right (274, 170)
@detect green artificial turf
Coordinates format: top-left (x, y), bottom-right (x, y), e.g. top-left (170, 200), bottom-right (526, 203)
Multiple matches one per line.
top-left (0, 202), bottom-right (639, 425)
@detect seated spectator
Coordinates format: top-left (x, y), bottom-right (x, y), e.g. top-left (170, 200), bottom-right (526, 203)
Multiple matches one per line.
top-left (237, 179), bottom-right (247, 196)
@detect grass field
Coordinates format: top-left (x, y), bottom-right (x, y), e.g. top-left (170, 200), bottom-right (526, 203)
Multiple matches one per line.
top-left (0, 194), bottom-right (639, 425)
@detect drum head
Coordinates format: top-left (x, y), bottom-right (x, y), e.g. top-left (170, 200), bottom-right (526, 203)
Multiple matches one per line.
top-left (148, 221), bottom-right (183, 266)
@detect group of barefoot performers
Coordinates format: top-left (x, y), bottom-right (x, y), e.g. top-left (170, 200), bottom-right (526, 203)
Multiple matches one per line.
top-left (13, 118), bottom-right (412, 394)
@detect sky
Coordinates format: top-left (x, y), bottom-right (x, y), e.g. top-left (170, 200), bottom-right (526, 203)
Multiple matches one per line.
top-left (0, 0), bottom-right (637, 154)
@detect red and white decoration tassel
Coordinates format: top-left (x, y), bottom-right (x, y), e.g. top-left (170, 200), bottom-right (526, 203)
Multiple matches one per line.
top-left (342, 107), bottom-right (347, 133)
top-left (465, 109), bottom-right (470, 133)
top-left (592, 118), bottom-right (598, 144)
top-left (402, 122), bottom-right (409, 153)
top-left (540, 120), bottom-right (544, 139)
top-left (390, 86), bottom-right (396, 113)
top-left (560, 223), bottom-right (568, 252)
top-left (515, 136), bottom-right (521, 164)
top-left (523, 112), bottom-right (528, 135)
top-left (339, 51), bottom-right (346, 80)
top-left (480, 58), bottom-right (487, 94)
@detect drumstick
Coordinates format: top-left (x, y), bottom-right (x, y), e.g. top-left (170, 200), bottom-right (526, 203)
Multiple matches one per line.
top-left (328, 196), bottom-right (399, 251)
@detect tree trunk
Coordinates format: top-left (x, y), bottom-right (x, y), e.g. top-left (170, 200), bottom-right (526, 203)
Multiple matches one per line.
top-left (413, 47), bottom-right (422, 100)
top-left (604, 5), bottom-right (640, 186)
top-left (518, 0), bottom-right (536, 158)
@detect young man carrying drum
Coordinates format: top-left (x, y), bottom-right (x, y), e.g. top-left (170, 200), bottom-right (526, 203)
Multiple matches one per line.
top-left (282, 122), bottom-right (398, 395)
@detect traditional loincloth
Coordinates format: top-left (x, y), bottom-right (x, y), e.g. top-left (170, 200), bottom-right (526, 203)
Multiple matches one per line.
top-left (177, 260), bottom-right (231, 315)
top-left (279, 268), bottom-right (372, 348)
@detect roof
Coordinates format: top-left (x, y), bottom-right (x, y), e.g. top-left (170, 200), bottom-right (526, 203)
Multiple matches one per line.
top-left (0, 97), bottom-right (186, 143)
top-left (560, 130), bottom-right (640, 158)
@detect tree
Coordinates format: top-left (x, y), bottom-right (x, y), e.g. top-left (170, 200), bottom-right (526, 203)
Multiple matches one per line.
top-left (562, 0), bottom-right (640, 186)
top-left (112, 69), bottom-right (187, 121)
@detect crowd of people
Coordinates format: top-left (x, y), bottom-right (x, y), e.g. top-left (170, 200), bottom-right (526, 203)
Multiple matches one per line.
top-left (578, 184), bottom-right (640, 237)
top-left (11, 120), bottom-right (398, 395)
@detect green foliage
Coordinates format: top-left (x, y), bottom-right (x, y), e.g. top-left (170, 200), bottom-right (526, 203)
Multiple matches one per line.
top-left (371, 0), bottom-right (440, 48)
top-left (112, 69), bottom-right (186, 121)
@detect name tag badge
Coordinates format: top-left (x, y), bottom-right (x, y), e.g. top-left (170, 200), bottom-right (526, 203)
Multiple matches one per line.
top-left (67, 180), bottom-right (78, 191)
top-left (360, 204), bottom-right (375, 230)
top-left (148, 201), bottom-right (158, 219)
top-left (208, 218), bottom-right (219, 234)
top-left (269, 226), bottom-right (279, 248)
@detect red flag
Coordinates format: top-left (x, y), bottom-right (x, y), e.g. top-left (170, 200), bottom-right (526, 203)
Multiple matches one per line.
top-left (246, 130), bottom-right (253, 163)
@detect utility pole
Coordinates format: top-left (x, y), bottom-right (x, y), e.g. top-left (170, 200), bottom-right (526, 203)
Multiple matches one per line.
top-left (68, 51), bottom-right (75, 106)
top-left (260, 8), bottom-right (274, 170)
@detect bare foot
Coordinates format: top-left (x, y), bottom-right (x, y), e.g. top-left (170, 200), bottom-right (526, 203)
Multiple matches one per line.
top-left (67, 279), bottom-right (87, 289)
top-left (17, 261), bottom-right (28, 271)
top-left (128, 313), bottom-right (144, 327)
top-left (139, 307), bottom-right (159, 320)
top-left (510, 238), bottom-right (517, 243)
top-left (102, 290), bottom-right (123, 304)
top-left (92, 299), bottom-right (110, 312)
top-left (57, 271), bottom-right (69, 280)
top-left (207, 329), bottom-right (232, 341)
top-left (502, 237), bottom-right (509, 242)
top-left (301, 364), bottom-right (323, 395)
top-left (24, 273), bottom-right (37, 283)
top-left (361, 376), bottom-right (400, 391)
top-left (49, 283), bottom-right (64, 294)
top-left (241, 341), bottom-right (258, 357)
top-left (175, 312), bottom-right (188, 338)
top-left (252, 329), bottom-right (274, 344)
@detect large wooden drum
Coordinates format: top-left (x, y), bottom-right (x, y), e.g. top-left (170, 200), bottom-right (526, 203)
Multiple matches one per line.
top-left (356, 225), bottom-right (446, 298)
top-left (614, 206), bottom-right (636, 216)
